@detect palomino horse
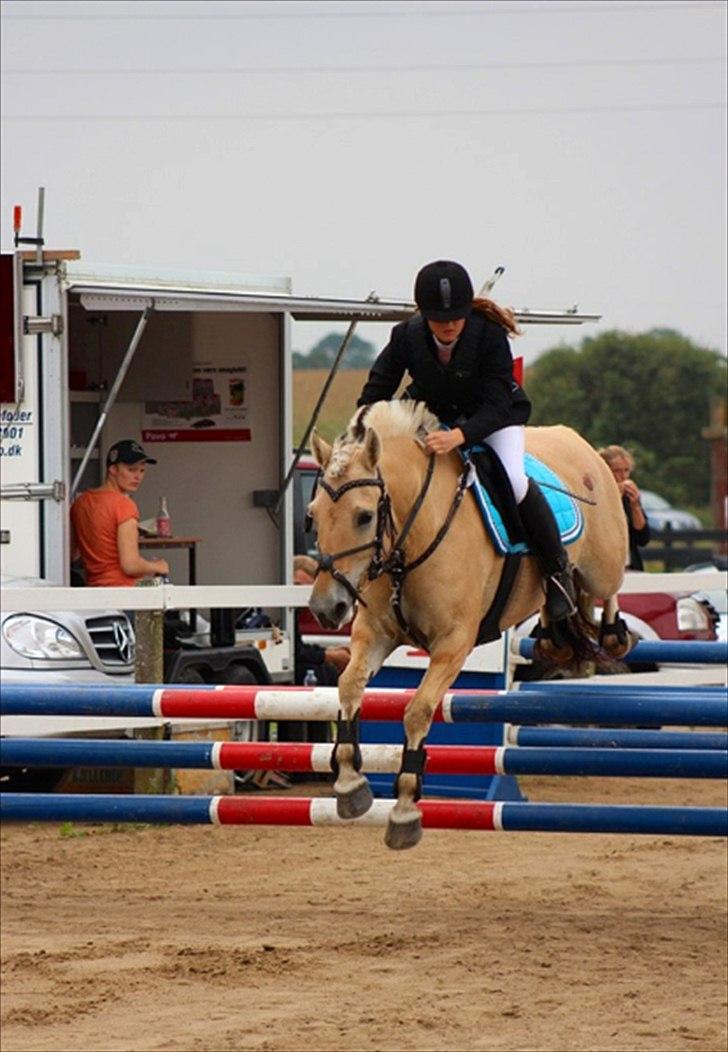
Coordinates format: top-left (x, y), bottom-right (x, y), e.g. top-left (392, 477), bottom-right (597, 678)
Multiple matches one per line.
top-left (307, 401), bottom-right (630, 850)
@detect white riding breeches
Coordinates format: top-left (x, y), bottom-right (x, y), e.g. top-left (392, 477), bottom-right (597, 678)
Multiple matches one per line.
top-left (482, 425), bottom-right (529, 503)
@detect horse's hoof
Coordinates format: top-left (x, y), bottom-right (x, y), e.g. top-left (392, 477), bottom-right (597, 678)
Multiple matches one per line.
top-left (384, 813), bottom-right (423, 851)
top-left (335, 777), bottom-right (374, 820)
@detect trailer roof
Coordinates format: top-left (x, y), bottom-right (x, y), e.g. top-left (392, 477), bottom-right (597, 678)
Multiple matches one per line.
top-left (64, 261), bottom-right (600, 325)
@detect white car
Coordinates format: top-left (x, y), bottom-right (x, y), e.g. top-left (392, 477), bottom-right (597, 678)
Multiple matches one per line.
top-left (1, 573), bottom-right (135, 684)
top-left (640, 490), bottom-right (702, 532)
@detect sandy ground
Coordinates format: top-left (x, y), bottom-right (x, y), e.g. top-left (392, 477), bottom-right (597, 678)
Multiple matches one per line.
top-left (1, 775), bottom-right (726, 1052)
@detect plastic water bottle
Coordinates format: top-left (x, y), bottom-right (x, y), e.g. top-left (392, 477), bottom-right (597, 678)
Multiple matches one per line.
top-left (156, 496), bottom-right (172, 538)
top-left (303, 668), bottom-right (318, 688)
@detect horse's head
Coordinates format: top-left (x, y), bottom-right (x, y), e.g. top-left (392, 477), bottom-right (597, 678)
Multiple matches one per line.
top-left (306, 418), bottom-right (385, 630)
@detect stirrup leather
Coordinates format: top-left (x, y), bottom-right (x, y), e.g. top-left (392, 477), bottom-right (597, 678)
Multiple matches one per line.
top-left (545, 566), bottom-right (577, 620)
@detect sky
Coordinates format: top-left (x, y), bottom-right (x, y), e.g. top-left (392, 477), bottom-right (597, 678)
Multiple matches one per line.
top-left (1, 0), bottom-right (726, 365)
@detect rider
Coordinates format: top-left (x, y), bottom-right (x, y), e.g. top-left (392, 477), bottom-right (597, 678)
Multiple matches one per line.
top-left (356, 259), bottom-right (576, 622)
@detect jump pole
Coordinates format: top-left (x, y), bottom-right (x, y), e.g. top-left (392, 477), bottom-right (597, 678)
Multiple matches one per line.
top-left (519, 638), bottom-right (728, 664)
top-left (3, 685), bottom-right (726, 728)
top-left (506, 726), bottom-right (728, 751)
top-left (2, 738), bottom-right (726, 780)
top-left (2, 794), bottom-right (725, 836)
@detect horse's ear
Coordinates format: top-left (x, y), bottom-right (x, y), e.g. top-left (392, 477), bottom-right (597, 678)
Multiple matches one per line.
top-left (311, 430), bottom-right (332, 469)
top-left (362, 426), bottom-right (381, 471)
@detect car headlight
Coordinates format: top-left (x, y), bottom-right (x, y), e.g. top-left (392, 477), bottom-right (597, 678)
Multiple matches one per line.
top-left (2, 615), bottom-right (85, 660)
top-left (676, 597), bottom-right (711, 632)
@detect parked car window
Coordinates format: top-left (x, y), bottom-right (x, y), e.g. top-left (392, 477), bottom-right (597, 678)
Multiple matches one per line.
top-left (638, 490), bottom-right (702, 531)
top-left (640, 491), bottom-right (671, 512)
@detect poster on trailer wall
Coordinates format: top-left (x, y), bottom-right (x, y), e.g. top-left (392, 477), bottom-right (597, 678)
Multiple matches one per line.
top-left (142, 363), bottom-right (250, 443)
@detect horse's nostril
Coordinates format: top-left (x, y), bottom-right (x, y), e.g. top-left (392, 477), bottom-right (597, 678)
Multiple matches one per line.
top-left (334, 601), bottom-right (349, 622)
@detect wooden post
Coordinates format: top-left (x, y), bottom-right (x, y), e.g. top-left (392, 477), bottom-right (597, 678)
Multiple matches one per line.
top-left (133, 578), bottom-right (170, 793)
top-left (134, 578), bottom-right (164, 684)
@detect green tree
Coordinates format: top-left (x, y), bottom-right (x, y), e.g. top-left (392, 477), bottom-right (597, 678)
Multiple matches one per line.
top-left (527, 328), bottom-right (726, 507)
top-left (293, 332), bottom-right (377, 370)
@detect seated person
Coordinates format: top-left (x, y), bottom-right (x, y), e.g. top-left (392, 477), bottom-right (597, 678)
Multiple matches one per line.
top-left (71, 439), bottom-right (169, 586)
top-left (598, 445), bottom-right (651, 571)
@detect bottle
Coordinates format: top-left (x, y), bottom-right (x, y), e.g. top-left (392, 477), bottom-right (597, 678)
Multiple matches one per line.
top-left (303, 668), bottom-right (318, 688)
top-left (156, 496), bottom-right (172, 538)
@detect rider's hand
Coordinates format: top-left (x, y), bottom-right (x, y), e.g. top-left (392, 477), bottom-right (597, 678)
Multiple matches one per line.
top-left (424, 428), bottom-right (464, 456)
top-left (156, 558), bottom-right (170, 575)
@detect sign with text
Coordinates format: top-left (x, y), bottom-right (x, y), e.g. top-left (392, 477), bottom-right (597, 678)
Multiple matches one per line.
top-left (142, 363), bottom-right (250, 443)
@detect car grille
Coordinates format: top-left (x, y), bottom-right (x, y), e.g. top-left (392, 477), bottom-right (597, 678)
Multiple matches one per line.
top-left (85, 614), bottom-right (135, 667)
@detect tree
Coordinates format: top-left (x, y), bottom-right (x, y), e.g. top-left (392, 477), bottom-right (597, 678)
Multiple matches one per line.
top-left (526, 329), bottom-right (726, 507)
top-left (293, 332), bottom-right (377, 370)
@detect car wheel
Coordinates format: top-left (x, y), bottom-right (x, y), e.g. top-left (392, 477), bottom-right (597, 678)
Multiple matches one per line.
top-left (172, 665), bottom-right (206, 684)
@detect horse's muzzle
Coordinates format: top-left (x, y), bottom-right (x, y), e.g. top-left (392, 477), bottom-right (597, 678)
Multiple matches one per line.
top-left (309, 590), bottom-right (353, 631)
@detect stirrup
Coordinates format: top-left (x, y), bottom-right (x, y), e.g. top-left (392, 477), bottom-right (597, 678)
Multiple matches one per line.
top-left (545, 568), bottom-right (577, 622)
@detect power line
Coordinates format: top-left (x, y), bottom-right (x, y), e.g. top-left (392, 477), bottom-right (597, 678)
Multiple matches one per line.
top-left (3, 56), bottom-right (725, 76)
top-left (2, 1), bottom-right (725, 18)
top-left (2, 102), bottom-right (724, 122)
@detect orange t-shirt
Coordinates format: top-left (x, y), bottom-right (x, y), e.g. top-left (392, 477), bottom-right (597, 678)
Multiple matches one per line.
top-left (71, 489), bottom-right (139, 587)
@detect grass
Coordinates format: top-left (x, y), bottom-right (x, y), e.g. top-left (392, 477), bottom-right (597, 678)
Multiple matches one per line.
top-left (292, 369), bottom-right (369, 446)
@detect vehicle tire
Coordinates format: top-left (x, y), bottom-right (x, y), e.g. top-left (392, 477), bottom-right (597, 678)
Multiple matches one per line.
top-left (222, 663), bottom-right (257, 686)
top-left (172, 665), bottom-right (206, 684)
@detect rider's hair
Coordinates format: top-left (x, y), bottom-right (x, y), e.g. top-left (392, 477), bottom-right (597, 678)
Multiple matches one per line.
top-left (471, 297), bottom-right (522, 337)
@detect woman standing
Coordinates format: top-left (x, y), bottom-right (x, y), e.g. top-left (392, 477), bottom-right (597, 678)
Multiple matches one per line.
top-left (598, 445), bottom-right (651, 571)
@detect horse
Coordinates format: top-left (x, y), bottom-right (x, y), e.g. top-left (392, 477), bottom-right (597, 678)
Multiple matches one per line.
top-left (306, 400), bottom-right (631, 850)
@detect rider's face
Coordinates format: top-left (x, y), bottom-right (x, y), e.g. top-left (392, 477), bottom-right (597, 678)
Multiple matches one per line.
top-left (426, 318), bottom-right (467, 345)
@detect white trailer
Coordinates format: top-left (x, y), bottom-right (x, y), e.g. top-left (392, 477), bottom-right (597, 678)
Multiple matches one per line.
top-left (1, 191), bottom-right (603, 696)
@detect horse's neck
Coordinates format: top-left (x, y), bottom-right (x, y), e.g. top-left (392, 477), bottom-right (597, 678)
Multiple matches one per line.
top-left (380, 441), bottom-right (458, 546)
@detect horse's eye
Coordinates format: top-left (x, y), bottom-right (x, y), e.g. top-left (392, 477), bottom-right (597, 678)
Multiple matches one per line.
top-left (356, 510), bottom-right (374, 528)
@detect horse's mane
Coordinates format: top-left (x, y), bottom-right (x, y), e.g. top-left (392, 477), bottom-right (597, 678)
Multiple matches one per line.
top-left (327, 401), bottom-right (439, 477)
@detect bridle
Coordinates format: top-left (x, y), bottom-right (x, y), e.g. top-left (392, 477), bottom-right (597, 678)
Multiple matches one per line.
top-left (311, 451), bottom-right (470, 646)
top-left (311, 470), bottom-right (392, 607)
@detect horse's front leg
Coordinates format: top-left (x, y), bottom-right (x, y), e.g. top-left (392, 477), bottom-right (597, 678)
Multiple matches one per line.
top-left (386, 635), bottom-right (472, 851)
top-left (332, 618), bottom-right (396, 820)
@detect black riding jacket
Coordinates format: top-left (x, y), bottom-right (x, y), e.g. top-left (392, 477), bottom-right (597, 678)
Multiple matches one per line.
top-left (357, 312), bottom-right (531, 446)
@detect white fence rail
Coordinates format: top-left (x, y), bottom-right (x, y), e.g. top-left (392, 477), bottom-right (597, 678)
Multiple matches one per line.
top-left (1, 573), bottom-right (725, 614)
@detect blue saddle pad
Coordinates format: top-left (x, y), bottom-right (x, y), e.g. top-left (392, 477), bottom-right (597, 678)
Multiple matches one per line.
top-left (464, 451), bottom-right (584, 556)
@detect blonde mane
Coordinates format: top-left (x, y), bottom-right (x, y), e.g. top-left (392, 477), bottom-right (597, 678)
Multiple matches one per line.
top-left (327, 401), bottom-right (440, 477)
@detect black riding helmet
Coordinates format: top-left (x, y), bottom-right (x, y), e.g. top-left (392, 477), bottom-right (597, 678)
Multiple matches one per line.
top-left (414, 260), bottom-right (474, 321)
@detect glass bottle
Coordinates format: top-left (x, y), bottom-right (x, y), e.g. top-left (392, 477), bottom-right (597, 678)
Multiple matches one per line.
top-left (156, 496), bottom-right (172, 538)
top-left (303, 668), bottom-right (318, 688)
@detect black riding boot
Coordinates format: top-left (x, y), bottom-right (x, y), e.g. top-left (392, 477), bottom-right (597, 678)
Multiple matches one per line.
top-left (518, 479), bottom-right (577, 622)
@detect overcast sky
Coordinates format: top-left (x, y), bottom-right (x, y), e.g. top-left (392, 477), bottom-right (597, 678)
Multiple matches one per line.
top-left (2, 0), bottom-right (726, 363)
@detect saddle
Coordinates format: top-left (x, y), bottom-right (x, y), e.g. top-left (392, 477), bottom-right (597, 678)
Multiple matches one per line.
top-left (461, 446), bottom-right (584, 645)
top-left (464, 445), bottom-right (584, 555)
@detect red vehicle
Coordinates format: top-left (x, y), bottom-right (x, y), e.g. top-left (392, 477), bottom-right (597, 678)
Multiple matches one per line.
top-left (293, 459), bottom-right (718, 645)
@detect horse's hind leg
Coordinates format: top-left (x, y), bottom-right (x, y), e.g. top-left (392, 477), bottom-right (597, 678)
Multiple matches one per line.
top-left (598, 594), bottom-right (632, 659)
top-left (333, 624), bottom-right (396, 820)
top-left (386, 635), bottom-right (472, 851)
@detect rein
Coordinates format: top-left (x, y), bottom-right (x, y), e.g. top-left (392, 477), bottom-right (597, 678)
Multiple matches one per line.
top-left (313, 450), bottom-right (470, 646)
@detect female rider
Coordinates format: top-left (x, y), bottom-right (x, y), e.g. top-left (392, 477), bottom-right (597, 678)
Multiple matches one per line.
top-left (356, 259), bottom-right (576, 622)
